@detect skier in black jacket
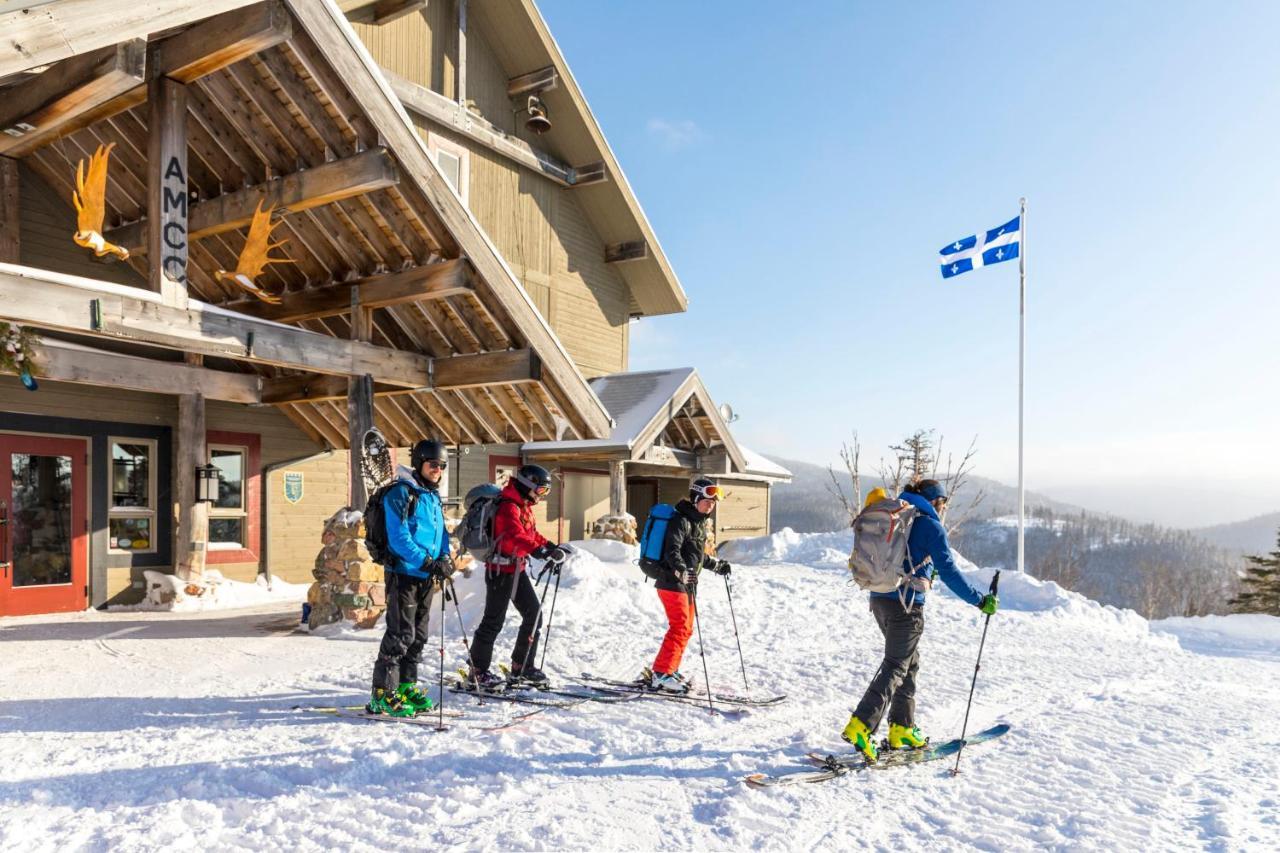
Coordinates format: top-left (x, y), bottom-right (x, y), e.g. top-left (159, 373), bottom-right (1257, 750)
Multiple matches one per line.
top-left (648, 477), bottom-right (732, 693)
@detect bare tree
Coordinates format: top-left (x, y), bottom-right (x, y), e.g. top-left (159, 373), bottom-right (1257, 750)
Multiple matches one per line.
top-left (933, 434), bottom-right (988, 532)
top-left (825, 432), bottom-right (862, 525)
top-left (889, 429), bottom-right (935, 483)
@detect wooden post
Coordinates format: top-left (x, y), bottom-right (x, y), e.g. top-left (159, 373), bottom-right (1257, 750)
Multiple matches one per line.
top-left (175, 381), bottom-right (208, 583)
top-left (0, 157), bottom-right (17, 263)
top-left (348, 289), bottom-right (375, 508)
top-left (147, 75), bottom-right (189, 309)
top-left (609, 459), bottom-right (627, 516)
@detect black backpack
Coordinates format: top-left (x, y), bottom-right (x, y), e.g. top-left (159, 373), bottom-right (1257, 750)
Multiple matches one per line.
top-left (363, 481), bottom-right (418, 565)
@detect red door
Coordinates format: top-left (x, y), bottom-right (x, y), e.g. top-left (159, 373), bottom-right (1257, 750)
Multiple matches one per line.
top-left (0, 434), bottom-right (88, 616)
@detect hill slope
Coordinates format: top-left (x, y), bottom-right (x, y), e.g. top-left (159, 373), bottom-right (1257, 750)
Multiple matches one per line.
top-left (1194, 512), bottom-right (1280, 555)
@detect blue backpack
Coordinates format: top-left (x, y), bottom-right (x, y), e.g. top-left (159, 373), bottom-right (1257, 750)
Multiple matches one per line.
top-left (638, 503), bottom-right (677, 581)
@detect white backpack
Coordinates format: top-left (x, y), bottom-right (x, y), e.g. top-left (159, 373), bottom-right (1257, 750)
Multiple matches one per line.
top-left (848, 498), bottom-right (927, 594)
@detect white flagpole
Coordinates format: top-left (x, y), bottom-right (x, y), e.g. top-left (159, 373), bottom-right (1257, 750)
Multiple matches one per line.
top-left (1017, 197), bottom-right (1027, 573)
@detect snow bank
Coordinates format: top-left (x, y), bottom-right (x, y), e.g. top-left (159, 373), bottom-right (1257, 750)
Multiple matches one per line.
top-left (1152, 613), bottom-right (1280, 661)
top-left (719, 526), bottom-right (852, 568)
top-left (109, 570), bottom-right (309, 613)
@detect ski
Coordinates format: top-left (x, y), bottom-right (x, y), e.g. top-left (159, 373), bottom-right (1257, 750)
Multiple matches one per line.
top-left (493, 664), bottom-right (639, 704)
top-left (446, 675), bottom-right (581, 708)
top-left (575, 673), bottom-right (786, 707)
top-left (743, 723), bottom-right (1011, 788)
top-left (294, 705), bottom-right (465, 724)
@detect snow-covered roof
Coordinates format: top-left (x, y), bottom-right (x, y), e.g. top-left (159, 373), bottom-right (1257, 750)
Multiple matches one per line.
top-left (738, 445), bottom-right (792, 482)
top-left (523, 368), bottom-right (697, 453)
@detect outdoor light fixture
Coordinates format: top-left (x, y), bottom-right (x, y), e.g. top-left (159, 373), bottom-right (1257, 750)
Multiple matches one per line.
top-left (196, 463), bottom-right (220, 503)
top-left (524, 94), bottom-right (552, 134)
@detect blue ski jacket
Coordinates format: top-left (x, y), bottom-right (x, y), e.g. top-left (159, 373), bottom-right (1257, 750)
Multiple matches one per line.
top-left (870, 490), bottom-right (983, 608)
top-left (382, 470), bottom-right (449, 579)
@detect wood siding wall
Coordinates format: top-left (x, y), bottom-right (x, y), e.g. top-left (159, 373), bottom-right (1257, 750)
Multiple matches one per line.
top-left (715, 480), bottom-right (771, 543)
top-left (18, 162), bottom-right (146, 287)
top-left (362, 15), bottom-right (631, 377)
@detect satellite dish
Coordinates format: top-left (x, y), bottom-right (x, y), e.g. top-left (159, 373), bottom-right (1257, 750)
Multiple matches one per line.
top-left (718, 403), bottom-right (739, 424)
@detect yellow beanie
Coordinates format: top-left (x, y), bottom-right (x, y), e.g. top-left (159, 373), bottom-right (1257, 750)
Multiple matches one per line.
top-left (863, 487), bottom-right (889, 509)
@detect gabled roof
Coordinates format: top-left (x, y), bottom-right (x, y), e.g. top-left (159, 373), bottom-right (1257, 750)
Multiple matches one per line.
top-left (523, 367), bottom-right (747, 474)
top-left (467, 0), bottom-right (688, 318)
top-left (0, 0), bottom-right (613, 447)
top-left (738, 446), bottom-right (793, 482)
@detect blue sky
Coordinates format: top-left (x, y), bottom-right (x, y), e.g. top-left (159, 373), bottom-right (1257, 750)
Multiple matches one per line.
top-left (539, 1), bottom-right (1280, 527)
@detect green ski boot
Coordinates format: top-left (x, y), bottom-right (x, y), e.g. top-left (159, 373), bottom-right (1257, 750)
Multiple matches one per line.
top-left (396, 682), bottom-right (435, 715)
top-left (366, 687), bottom-right (415, 717)
top-left (841, 714), bottom-right (879, 763)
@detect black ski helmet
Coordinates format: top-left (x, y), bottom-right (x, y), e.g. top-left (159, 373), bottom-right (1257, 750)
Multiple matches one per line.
top-left (512, 463), bottom-right (552, 500)
top-left (410, 439), bottom-right (446, 471)
top-left (690, 477), bottom-right (723, 502)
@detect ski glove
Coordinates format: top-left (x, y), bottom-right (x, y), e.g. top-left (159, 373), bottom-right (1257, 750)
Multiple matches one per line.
top-left (424, 554), bottom-right (456, 580)
top-left (979, 594), bottom-right (999, 616)
top-left (712, 559), bottom-right (732, 576)
top-left (676, 568), bottom-right (698, 586)
top-left (541, 545), bottom-right (572, 575)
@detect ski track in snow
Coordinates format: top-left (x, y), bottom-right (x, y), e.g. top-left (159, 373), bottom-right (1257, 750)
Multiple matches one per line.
top-left (0, 542), bottom-right (1277, 852)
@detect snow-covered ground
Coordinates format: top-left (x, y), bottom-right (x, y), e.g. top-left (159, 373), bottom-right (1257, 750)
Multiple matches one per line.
top-left (1, 531), bottom-right (1277, 852)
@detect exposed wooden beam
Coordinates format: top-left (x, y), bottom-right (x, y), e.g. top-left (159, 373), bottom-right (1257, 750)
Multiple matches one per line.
top-left (605, 240), bottom-right (648, 264)
top-left (106, 147), bottom-right (401, 255)
top-left (0, 1), bottom-right (290, 156)
top-left (382, 67), bottom-right (576, 187)
top-left (0, 0), bottom-right (261, 78)
top-left (507, 65), bottom-right (558, 98)
top-left (252, 346), bottom-right (542, 404)
top-left (229, 257), bottom-right (473, 323)
top-left (569, 160), bottom-right (607, 187)
top-left (0, 263), bottom-right (432, 387)
top-left (32, 340), bottom-right (261, 403)
top-left (150, 0), bottom-right (291, 84)
top-left (0, 40), bottom-right (146, 156)
top-left (174, 389), bottom-right (208, 582)
top-left (432, 348), bottom-right (541, 390)
top-left (339, 0), bottom-right (427, 26)
top-left (147, 75), bottom-right (189, 308)
top-left (457, 0), bottom-right (467, 105)
top-left (0, 157), bottom-right (16, 263)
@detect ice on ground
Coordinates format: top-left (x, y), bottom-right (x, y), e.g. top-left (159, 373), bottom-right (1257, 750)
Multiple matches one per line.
top-left (1, 529), bottom-right (1277, 851)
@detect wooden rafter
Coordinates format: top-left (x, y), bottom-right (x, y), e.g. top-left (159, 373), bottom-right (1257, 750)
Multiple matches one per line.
top-left (33, 339), bottom-right (261, 403)
top-left (105, 147), bottom-right (401, 254)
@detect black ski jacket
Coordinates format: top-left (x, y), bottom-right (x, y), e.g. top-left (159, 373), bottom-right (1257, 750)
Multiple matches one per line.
top-left (654, 499), bottom-right (717, 595)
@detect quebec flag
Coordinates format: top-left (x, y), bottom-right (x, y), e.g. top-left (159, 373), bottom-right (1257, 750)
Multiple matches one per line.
top-left (939, 215), bottom-right (1020, 279)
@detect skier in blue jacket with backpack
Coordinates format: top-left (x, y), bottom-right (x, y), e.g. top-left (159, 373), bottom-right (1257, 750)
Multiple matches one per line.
top-left (841, 479), bottom-right (999, 761)
top-left (366, 439), bottom-right (457, 717)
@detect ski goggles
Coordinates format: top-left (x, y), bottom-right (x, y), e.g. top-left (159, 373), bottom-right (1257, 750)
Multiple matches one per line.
top-left (530, 483), bottom-right (551, 497)
top-left (425, 460), bottom-right (447, 470)
top-left (691, 483), bottom-right (724, 501)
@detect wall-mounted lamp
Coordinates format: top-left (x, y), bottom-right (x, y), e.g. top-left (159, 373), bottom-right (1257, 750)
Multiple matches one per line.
top-left (196, 463), bottom-right (221, 503)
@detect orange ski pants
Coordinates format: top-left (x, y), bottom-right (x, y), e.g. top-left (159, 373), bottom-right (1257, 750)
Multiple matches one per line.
top-left (653, 588), bottom-right (696, 675)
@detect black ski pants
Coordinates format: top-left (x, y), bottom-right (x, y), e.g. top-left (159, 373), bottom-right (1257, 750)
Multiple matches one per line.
top-left (371, 570), bottom-right (435, 692)
top-left (469, 568), bottom-right (542, 674)
top-left (852, 596), bottom-right (925, 730)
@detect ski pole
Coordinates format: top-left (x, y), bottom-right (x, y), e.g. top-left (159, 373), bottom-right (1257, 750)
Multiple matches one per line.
top-left (514, 568), bottom-right (553, 678)
top-left (951, 570), bottom-right (1000, 776)
top-left (690, 583), bottom-right (715, 714)
top-left (446, 577), bottom-right (482, 706)
top-left (723, 573), bottom-right (749, 694)
top-left (538, 561), bottom-right (565, 672)
top-left (435, 578), bottom-right (448, 732)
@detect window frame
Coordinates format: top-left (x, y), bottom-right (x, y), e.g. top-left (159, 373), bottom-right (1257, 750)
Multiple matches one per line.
top-left (427, 131), bottom-right (469, 205)
top-left (106, 435), bottom-right (158, 555)
top-left (207, 443), bottom-right (248, 551)
top-left (204, 430), bottom-right (261, 565)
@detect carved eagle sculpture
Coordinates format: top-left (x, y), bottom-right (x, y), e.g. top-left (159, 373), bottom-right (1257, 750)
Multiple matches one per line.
top-left (214, 201), bottom-right (292, 304)
top-left (71, 143), bottom-right (130, 260)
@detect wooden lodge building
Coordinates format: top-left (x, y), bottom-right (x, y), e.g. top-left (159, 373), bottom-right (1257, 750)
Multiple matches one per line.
top-left (0, 0), bottom-right (790, 616)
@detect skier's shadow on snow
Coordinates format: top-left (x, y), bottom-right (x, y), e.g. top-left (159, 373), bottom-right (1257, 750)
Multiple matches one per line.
top-left (0, 693), bottom-right (359, 734)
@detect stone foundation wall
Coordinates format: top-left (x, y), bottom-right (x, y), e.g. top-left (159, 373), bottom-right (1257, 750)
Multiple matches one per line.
top-left (590, 512), bottom-right (637, 544)
top-left (306, 507), bottom-right (473, 630)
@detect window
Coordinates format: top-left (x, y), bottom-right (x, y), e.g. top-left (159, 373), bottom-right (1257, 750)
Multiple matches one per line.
top-left (108, 438), bottom-right (157, 553)
top-left (428, 133), bottom-right (469, 204)
top-left (208, 445), bottom-right (246, 550)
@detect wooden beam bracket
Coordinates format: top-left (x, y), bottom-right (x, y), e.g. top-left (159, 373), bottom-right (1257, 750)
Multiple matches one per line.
top-left (507, 65), bottom-right (559, 98)
top-left (605, 240), bottom-right (648, 264)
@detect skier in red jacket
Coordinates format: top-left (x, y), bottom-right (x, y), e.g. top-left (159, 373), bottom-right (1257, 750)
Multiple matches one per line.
top-left (467, 464), bottom-right (571, 690)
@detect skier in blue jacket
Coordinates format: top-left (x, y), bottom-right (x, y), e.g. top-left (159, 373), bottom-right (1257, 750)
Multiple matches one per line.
top-left (367, 439), bottom-right (456, 716)
top-left (841, 479), bottom-right (999, 761)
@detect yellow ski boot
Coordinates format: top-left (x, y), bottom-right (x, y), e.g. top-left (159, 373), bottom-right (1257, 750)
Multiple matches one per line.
top-left (841, 715), bottom-right (878, 762)
top-left (888, 723), bottom-right (928, 750)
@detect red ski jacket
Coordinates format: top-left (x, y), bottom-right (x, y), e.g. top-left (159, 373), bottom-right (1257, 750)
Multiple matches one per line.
top-left (488, 481), bottom-right (550, 574)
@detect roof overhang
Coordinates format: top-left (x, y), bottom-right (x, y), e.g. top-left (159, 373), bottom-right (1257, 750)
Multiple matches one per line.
top-left (0, 0), bottom-right (614, 448)
top-left (466, 0), bottom-right (688, 318)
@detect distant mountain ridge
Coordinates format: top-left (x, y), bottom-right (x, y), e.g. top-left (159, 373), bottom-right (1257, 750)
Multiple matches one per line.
top-left (1194, 512), bottom-right (1280, 555)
